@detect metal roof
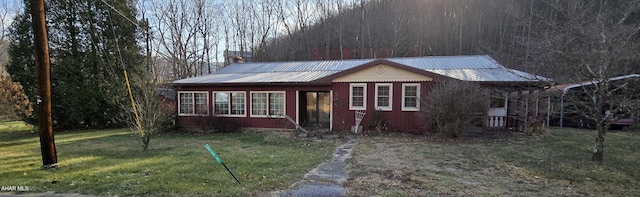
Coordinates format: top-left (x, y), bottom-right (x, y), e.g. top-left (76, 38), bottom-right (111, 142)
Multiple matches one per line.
top-left (173, 55), bottom-right (551, 84)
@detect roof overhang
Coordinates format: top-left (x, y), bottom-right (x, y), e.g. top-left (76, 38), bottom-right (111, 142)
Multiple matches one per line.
top-left (545, 74), bottom-right (640, 95)
top-left (312, 59), bottom-right (449, 83)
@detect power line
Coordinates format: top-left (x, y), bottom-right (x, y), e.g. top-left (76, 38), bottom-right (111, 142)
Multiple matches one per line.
top-left (98, 0), bottom-right (137, 26)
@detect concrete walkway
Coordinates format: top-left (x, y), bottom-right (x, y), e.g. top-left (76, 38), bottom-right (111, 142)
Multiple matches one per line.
top-left (275, 135), bottom-right (358, 197)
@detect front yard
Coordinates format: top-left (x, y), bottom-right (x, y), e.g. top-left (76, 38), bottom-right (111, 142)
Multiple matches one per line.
top-left (0, 122), bottom-right (338, 196)
top-left (346, 128), bottom-right (640, 196)
top-left (3, 121), bottom-right (639, 196)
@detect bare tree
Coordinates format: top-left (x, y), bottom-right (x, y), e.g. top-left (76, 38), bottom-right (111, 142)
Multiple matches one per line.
top-left (0, 0), bottom-right (21, 75)
top-left (151, 0), bottom-right (222, 81)
top-left (528, 0), bottom-right (640, 162)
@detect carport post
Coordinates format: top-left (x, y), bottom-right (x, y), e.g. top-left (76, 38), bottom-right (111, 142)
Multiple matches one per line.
top-left (560, 95), bottom-right (564, 128)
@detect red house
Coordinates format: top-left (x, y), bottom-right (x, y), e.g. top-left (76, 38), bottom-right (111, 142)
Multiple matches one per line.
top-left (172, 55), bottom-right (549, 133)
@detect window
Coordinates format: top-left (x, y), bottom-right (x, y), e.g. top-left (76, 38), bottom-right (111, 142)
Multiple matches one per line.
top-left (402, 83), bottom-right (420, 111)
top-left (269, 93), bottom-right (284, 116)
top-left (213, 92), bottom-right (245, 116)
top-left (231, 93), bottom-right (246, 115)
top-left (375, 83), bottom-right (392, 111)
top-left (490, 93), bottom-right (506, 108)
top-left (349, 83), bottom-right (366, 110)
top-left (178, 91), bottom-right (209, 116)
top-left (251, 93), bottom-right (267, 116)
top-left (251, 92), bottom-right (285, 117)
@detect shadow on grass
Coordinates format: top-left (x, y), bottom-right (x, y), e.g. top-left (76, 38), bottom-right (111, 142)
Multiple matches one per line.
top-left (1, 128), bottom-right (339, 196)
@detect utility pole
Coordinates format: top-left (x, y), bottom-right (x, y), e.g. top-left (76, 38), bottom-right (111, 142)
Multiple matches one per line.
top-left (30, 0), bottom-right (57, 169)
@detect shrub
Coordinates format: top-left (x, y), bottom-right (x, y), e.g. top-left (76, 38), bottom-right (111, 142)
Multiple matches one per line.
top-left (419, 80), bottom-right (488, 137)
top-left (0, 75), bottom-right (32, 121)
top-left (365, 110), bottom-right (389, 135)
top-left (210, 117), bottom-right (242, 133)
top-left (196, 116), bottom-right (243, 133)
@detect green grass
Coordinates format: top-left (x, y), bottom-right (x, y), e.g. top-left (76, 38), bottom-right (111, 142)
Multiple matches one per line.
top-left (347, 128), bottom-right (640, 196)
top-left (0, 121), bottom-right (34, 133)
top-left (0, 122), bottom-right (338, 196)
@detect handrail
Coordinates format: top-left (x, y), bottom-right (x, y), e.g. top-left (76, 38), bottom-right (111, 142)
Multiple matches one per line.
top-left (281, 115), bottom-right (308, 133)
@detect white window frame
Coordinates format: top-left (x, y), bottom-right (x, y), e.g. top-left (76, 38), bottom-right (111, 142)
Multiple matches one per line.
top-left (375, 83), bottom-right (393, 111)
top-left (178, 91), bottom-right (209, 116)
top-left (212, 91), bottom-right (246, 117)
top-left (349, 83), bottom-right (367, 110)
top-left (250, 91), bottom-right (286, 118)
top-left (402, 83), bottom-right (420, 111)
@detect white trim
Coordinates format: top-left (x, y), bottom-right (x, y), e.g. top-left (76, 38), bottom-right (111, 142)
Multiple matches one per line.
top-left (296, 90), bottom-right (300, 126)
top-left (250, 91), bottom-right (286, 118)
top-left (177, 91), bottom-right (209, 116)
top-left (402, 83), bottom-right (420, 111)
top-left (212, 91), bottom-right (246, 117)
top-left (349, 83), bottom-right (367, 110)
top-left (330, 90), bottom-right (334, 131)
top-left (375, 83), bottom-right (393, 111)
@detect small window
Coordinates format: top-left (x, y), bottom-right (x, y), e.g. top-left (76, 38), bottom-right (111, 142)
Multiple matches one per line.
top-left (251, 92), bottom-right (285, 117)
top-left (350, 83), bottom-right (367, 110)
top-left (490, 94), bottom-right (506, 108)
top-left (213, 91), bottom-right (246, 116)
top-left (375, 83), bottom-right (392, 111)
top-left (178, 91), bottom-right (209, 116)
top-left (402, 83), bottom-right (420, 111)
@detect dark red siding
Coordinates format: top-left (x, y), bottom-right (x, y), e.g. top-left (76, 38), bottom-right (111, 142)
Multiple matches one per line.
top-left (176, 85), bottom-right (331, 130)
top-left (177, 82), bottom-right (435, 132)
top-left (330, 82), bottom-right (434, 133)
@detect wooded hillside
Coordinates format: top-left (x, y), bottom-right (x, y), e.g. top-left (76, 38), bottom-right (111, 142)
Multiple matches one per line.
top-left (256, 0), bottom-right (640, 83)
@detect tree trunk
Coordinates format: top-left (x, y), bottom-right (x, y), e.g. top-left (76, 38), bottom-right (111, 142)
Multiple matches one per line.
top-left (591, 130), bottom-right (605, 162)
top-left (31, 0), bottom-right (58, 168)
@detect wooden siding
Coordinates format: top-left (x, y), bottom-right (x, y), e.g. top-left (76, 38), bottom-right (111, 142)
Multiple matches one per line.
top-left (176, 81), bottom-right (436, 132)
top-left (176, 85), bottom-right (331, 130)
top-left (332, 64), bottom-right (433, 82)
top-left (331, 81), bottom-right (434, 133)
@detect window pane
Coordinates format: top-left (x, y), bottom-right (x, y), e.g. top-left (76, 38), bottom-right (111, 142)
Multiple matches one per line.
top-left (353, 86), bottom-right (364, 96)
top-left (490, 95), bottom-right (505, 108)
top-left (269, 93), bottom-right (284, 116)
top-left (378, 97), bottom-right (389, 107)
top-left (252, 93), bottom-right (267, 115)
top-left (352, 97), bottom-right (363, 107)
top-left (405, 86), bottom-right (417, 97)
top-left (194, 93), bottom-right (208, 114)
top-left (404, 97), bottom-right (417, 108)
top-left (179, 93), bottom-right (193, 114)
top-left (352, 86), bottom-right (364, 107)
top-left (377, 85), bottom-right (390, 107)
top-left (404, 86), bottom-right (418, 108)
top-left (214, 92), bottom-right (229, 114)
top-left (231, 92), bottom-right (245, 115)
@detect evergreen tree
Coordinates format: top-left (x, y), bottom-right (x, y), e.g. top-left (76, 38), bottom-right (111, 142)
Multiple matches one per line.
top-left (6, 0), bottom-right (144, 129)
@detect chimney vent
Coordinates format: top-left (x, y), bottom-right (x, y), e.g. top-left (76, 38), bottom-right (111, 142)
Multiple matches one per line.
top-left (233, 56), bottom-right (244, 63)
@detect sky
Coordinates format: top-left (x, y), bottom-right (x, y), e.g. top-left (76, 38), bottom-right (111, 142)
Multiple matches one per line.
top-left (1, 0), bottom-right (21, 27)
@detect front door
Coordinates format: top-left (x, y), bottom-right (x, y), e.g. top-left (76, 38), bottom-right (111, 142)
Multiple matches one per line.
top-left (301, 92), bottom-right (331, 128)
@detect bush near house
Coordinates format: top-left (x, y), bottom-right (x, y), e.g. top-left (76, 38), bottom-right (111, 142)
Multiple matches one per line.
top-left (195, 116), bottom-right (243, 133)
top-left (419, 80), bottom-right (488, 137)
